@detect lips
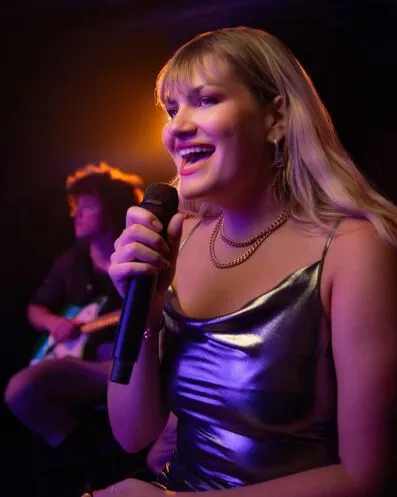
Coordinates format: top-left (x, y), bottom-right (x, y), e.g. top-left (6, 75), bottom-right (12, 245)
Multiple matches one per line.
top-left (179, 152), bottom-right (213, 176)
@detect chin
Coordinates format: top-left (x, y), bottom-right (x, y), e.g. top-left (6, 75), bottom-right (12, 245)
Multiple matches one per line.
top-left (75, 230), bottom-right (91, 241)
top-left (179, 177), bottom-right (217, 202)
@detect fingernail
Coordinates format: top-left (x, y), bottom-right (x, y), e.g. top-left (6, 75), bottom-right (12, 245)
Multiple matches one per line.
top-left (152, 219), bottom-right (163, 231)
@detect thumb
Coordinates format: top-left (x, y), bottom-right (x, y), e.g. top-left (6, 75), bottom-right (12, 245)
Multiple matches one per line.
top-left (167, 213), bottom-right (186, 258)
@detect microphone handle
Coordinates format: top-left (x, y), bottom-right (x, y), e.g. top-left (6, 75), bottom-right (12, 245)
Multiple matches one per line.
top-left (110, 275), bottom-right (156, 384)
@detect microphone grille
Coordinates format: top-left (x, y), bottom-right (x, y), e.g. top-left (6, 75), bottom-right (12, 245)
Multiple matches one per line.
top-left (141, 183), bottom-right (179, 226)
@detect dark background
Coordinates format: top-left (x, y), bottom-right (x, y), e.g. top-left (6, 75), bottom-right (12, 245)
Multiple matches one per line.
top-left (0, 0), bottom-right (396, 492)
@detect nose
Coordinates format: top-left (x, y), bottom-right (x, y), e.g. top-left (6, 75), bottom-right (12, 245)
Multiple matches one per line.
top-left (74, 204), bottom-right (84, 219)
top-left (168, 106), bottom-right (197, 138)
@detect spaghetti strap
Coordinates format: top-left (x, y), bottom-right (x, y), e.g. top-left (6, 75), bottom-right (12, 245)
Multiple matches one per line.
top-left (179, 218), bottom-right (202, 252)
top-left (318, 219), bottom-right (342, 285)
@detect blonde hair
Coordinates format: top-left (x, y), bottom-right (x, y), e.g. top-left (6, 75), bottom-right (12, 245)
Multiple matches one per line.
top-left (156, 26), bottom-right (397, 244)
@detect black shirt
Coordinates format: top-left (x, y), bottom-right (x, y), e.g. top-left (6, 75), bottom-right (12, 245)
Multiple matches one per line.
top-left (30, 243), bottom-right (121, 356)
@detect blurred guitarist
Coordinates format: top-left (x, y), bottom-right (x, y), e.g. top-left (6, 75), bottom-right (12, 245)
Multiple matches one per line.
top-left (4, 162), bottom-right (143, 448)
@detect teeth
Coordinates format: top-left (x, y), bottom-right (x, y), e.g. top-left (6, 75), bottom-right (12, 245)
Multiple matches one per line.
top-left (179, 146), bottom-right (214, 157)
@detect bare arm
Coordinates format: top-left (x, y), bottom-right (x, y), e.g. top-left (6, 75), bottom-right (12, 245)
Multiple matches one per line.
top-left (27, 303), bottom-right (82, 342)
top-left (107, 302), bottom-right (170, 452)
top-left (27, 303), bottom-right (62, 333)
top-left (107, 207), bottom-right (185, 453)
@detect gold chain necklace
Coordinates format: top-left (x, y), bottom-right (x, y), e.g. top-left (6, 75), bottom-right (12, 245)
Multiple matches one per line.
top-left (209, 210), bottom-right (288, 269)
top-left (220, 210), bottom-right (288, 247)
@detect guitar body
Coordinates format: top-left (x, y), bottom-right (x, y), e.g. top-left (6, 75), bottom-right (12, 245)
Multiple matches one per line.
top-left (30, 297), bottom-right (114, 365)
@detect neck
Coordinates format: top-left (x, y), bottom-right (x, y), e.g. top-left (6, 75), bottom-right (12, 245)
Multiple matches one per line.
top-left (207, 162), bottom-right (286, 241)
top-left (88, 233), bottom-right (115, 272)
top-left (220, 192), bottom-right (285, 242)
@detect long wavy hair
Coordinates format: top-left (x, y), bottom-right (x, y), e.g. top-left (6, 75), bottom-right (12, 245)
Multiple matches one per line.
top-left (156, 26), bottom-right (397, 244)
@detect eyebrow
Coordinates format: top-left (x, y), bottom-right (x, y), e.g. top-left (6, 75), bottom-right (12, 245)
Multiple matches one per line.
top-left (164, 84), bottom-right (218, 105)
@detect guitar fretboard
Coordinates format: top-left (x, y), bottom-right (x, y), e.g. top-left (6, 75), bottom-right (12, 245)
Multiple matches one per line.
top-left (81, 311), bottom-right (121, 334)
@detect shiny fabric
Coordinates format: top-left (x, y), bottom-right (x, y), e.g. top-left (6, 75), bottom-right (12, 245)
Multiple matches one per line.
top-left (156, 256), bottom-right (339, 491)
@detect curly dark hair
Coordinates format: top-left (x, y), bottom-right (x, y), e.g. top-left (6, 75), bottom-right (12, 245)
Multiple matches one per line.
top-left (66, 162), bottom-right (144, 235)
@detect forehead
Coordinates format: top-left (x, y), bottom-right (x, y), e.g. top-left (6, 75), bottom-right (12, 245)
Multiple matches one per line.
top-left (161, 56), bottom-right (235, 103)
top-left (75, 193), bottom-right (102, 204)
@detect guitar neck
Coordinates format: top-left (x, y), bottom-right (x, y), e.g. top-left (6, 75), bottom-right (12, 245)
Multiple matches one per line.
top-left (81, 310), bottom-right (121, 334)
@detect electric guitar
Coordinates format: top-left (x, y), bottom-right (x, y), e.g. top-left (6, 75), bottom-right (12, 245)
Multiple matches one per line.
top-left (30, 298), bottom-right (120, 365)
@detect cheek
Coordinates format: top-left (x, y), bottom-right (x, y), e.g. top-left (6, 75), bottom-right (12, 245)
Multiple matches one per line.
top-left (203, 108), bottom-right (255, 148)
top-left (161, 124), bottom-right (172, 153)
top-left (202, 110), bottom-right (234, 139)
top-left (88, 209), bottom-right (104, 226)
top-left (233, 117), bottom-right (266, 154)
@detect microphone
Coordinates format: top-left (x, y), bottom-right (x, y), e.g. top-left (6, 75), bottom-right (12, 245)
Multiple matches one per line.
top-left (110, 183), bottom-right (179, 384)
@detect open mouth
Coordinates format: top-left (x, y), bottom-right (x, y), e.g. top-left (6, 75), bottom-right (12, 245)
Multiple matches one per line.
top-left (179, 146), bottom-right (215, 164)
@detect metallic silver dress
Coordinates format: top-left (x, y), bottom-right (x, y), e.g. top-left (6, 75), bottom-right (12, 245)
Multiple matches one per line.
top-left (156, 234), bottom-right (339, 491)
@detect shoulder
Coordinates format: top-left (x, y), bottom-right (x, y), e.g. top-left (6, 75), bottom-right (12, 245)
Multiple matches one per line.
top-left (316, 218), bottom-right (396, 318)
top-left (334, 217), bottom-right (386, 242)
top-left (328, 218), bottom-right (396, 276)
top-left (324, 218), bottom-right (397, 331)
top-left (52, 244), bottom-right (90, 271)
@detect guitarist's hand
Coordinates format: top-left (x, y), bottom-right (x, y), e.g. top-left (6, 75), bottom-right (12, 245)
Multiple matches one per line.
top-left (48, 316), bottom-right (82, 342)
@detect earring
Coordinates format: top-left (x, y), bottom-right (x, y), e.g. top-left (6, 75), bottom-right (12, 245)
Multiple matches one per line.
top-left (273, 138), bottom-right (284, 168)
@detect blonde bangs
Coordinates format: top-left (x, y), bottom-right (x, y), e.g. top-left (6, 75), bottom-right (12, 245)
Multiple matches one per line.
top-left (156, 55), bottom-right (197, 107)
top-left (156, 46), bottom-right (232, 109)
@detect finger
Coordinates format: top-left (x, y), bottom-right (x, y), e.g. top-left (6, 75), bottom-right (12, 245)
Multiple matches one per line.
top-left (91, 490), bottom-right (109, 497)
top-left (111, 242), bottom-right (170, 270)
top-left (72, 321), bottom-right (82, 329)
top-left (109, 261), bottom-right (162, 283)
top-left (125, 205), bottom-right (164, 232)
top-left (58, 322), bottom-right (78, 335)
top-left (168, 213), bottom-right (186, 238)
top-left (109, 260), bottom-right (166, 297)
top-left (53, 324), bottom-right (67, 340)
top-left (167, 213), bottom-right (186, 255)
top-left (114, 223), bottom-right (169, 255)
top-left (91, 479), bottom-right (126, 495)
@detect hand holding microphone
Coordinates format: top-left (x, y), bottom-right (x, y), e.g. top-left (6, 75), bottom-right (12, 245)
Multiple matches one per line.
top-left (108, 183), bottom-right (184, 384)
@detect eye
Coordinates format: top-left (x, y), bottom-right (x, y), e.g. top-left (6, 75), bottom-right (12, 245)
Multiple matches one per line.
top-left (165, 106), bottom-right (178, 119)
top-left (84, 204), bottom-right (98, 211)
top-left (199, 96), bottom-right (218, 107)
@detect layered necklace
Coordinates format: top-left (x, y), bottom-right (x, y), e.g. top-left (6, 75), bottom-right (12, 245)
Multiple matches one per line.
top-left (209, 210), bottom-right (288, 269)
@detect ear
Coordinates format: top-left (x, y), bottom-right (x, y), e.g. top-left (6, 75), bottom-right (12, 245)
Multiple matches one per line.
top-left (264, 95), bottom-right (286, 143)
